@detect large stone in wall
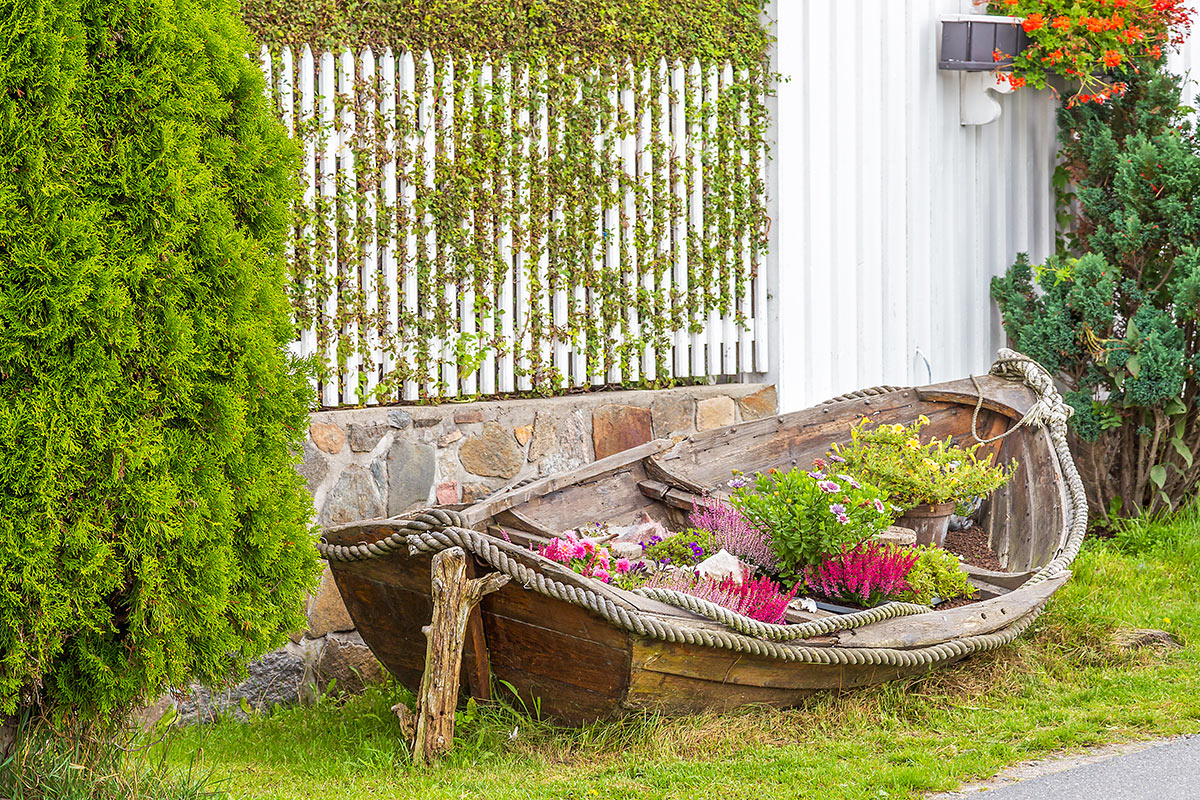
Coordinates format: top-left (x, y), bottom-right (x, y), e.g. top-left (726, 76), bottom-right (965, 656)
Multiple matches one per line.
top-left (538, 409), bottom-right (592, 476)
top-left (310, 421), bottom-right (345, 455)
top-left (307, 565), bottom-right (355, 638)
top-left (295, 441), bottom-right (329, 495)
top-left (527, 410), bottom-right (557, 462)
top-left (347, 422), bottom-right (388, 452)
top-left (387, 439), bottom-right (436, 515)
top-left (592, 404), bottom-right (652, 460)
top-left (174, 642), bottom-right (317, 723)
top-left (320, 465), bottom-right (386, 528)
top-left (651, 395), bottom-right (693, 438)
top-left (696, 395), bottom-right (736, 431)
top-left (459, 421), bottom-right (523, 479)
top-left (738, 385), bottom-right (778, 421)
top-left (316, 632), bottom-right (385, 695)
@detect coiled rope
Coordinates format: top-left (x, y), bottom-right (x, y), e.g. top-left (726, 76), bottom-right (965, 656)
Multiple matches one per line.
top-left (317, 350), bottom-right (1086, 666)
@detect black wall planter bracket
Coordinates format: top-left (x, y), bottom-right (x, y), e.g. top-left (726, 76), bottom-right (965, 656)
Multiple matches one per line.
top-left (938, 14), bottom-right (1028, 126)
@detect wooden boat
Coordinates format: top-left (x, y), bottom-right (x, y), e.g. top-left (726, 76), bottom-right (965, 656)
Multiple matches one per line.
top-left (320, 352), bottom-right (1086, 723)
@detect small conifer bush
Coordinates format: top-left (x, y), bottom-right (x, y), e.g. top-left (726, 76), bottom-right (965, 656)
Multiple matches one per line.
top-left (0, 0), bottom-right (319, 719)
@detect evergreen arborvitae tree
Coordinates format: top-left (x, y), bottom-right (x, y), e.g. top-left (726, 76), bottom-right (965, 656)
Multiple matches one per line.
top-left (0, 0), bottom-right (319, 719)
top-left (992, 70), bottom-right (1200, 519)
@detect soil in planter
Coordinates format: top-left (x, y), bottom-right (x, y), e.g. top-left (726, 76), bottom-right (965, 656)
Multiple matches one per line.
top-left (943, 524), bottom-right (1003, 572)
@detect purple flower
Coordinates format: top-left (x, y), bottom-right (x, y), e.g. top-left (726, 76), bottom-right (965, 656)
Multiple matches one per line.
top-left (808, 470), bottom-right (826, 480)
top-left (838, 473), bottom-right (861, 489)
top-left (817, 480), bottom-right (840, 494)
top-left (836, 513), bottom-right (850, 525)
top-left (729, 475), bottom-right (749, 489)
top-left (829, 503), bottom-right (847, 516)
top-left (873, 498), bottom-right (886, 513)
top-left (829, 453), bottom-right (846, 463)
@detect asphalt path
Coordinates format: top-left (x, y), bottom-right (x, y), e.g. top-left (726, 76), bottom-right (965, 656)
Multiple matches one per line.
top-left (936, 736), bottom-right (1200, 799)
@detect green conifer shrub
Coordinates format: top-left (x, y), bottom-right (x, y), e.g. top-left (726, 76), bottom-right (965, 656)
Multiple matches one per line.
top-left (992, 71), bottom-right (1200, 518)
top-left (0, 0), bottom-right (319, 720)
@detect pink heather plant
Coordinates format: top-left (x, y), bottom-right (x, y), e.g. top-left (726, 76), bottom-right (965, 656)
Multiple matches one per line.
top-left (806, 542), bottom-right (918, 607)
top-left (643, 569), bottom-right (800, 624)
top-left (539, 530), bottom-right (631, 584)
top-left (688, 497), bottom-right (779, 572)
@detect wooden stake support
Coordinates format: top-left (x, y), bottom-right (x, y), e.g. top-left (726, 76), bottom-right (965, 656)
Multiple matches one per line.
top-left (408, 546), bottom-right (509, 765)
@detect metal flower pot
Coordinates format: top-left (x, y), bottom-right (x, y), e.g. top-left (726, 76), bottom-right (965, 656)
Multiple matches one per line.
top-left (939, 15), bottom-right (1029, 72)
top-left (897, 501), bottom-right (957, 548)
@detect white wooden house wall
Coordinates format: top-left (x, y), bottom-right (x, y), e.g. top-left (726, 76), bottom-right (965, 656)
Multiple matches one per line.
top-left (768, 0), bottom-right (1061, 412)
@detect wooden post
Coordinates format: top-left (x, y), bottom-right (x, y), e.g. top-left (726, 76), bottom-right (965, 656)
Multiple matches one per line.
top-left (410, 546), bottom-right (509, 765)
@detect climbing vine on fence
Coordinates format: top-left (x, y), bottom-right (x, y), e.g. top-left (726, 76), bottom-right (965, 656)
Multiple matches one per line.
top-left (250, 1), bottom-right (772, 406)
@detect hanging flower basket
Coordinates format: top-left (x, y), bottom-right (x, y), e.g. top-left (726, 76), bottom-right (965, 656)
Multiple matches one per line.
top-left (939, 15), bottom-right (1029, 71)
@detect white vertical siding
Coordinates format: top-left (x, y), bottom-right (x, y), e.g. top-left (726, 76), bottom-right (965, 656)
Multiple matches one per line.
top-left (771, 0), bottom-right (1059, 411)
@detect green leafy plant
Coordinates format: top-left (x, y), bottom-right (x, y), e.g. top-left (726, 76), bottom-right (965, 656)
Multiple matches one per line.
top-left (730, 463), bottom-right (894, 581)
top-left (0, 0), bottom-right (320, 721)
top-left (897, 546), bottom-right (975, 606)
top-left (834, 417), bottom-right (1014, 510)
top-left (986, 0), bottom-right (1191, 104)
top-left (991, 70), bottom-right (1200, 517)
top-left (641, 528), bottom-right (713, 568)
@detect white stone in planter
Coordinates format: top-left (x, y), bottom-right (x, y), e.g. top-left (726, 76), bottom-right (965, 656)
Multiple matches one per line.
top-left (695, 549), bottom-right (746, 586)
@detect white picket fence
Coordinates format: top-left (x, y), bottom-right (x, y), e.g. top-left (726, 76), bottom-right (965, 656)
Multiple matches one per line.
top-left (257, 46), bottom-right (768, 408)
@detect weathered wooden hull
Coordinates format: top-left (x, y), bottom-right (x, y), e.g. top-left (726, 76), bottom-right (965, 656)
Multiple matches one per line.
top-left (323, 374), bottom-right (1079, 722)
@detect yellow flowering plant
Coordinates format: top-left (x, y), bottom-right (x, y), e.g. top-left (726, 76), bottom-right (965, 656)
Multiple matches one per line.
top-left (833, 416), bottom-right (1015, 510)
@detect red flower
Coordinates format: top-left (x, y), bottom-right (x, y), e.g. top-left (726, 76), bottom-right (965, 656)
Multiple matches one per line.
top-left (1103, 50), bottom-right (1124, 68)
top-left (1051, 15), bottom-right (1072, 29)
top-left (1009, 75), bottom-right (1028, 88)
top-left (1023, 13), bottom-right (1045, 32)
top-left (1085, 16), bottom-right (1106, 32)
top-left (1148, 44), bottom-right (1163, 59)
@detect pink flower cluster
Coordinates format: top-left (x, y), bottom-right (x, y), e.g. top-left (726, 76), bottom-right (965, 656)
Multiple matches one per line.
top-left (644, 570), bottom-right (800, 624)
top-left (688, 497), bottom-right (778, 571)
top-left (806, 542), bottom-right (917, 606)
top-left (539, 531), bottom-right (630, 584)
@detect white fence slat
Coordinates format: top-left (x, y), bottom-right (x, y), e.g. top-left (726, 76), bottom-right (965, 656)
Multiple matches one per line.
top-left (571, 76), bottom-right (588, 389)
top-left (551, 65), bottom-right (569, 389)
top-left (298, 47), bottom-right (318, 390)
top-left (421, 51), bottom-right (438, 397)
top-left (656, 58), bottom-right (673, 379)
top-left (536, 65), bottom-right (553, 387)
top-left (441, 56), bottom-right (459, 397)
top-left (400, 51), bottom-right (418, 401)
top-left (497, 60), bottom-right (516, 394)
top-left (515, 65), bottom-right (533, 392)
top-left (380, 49), bottom-right (398, 397)
top-left (590, 67), bottom-right (607, 387)
top-left (362, 49), bottom-right (380, 405)
top-left (720, 62), bottom-right (736, 376)
top-left (622, 63), bottom-right (640, 383)
top-left (687, 60), bottom-right (705, 378)
top-left (670, 61), bottom-right (690, 379)
top-left (259, 46), bottom-right (272, 102)
top-left (277, 47), bottom-right (301, 359)
top-left (752, 65), bottom-right (769, 374)
top-left (319, 51), bottom-right (339, 406)
top-left (461, 57), bottom-right (478, 397)
top-left (479, 60), bottom-right (498, 397)
top-left (639, 65), bottom-right (656, 381)
top-left (338, 49), bottom-right (359, 406)
top-left (705, 64), bottom-right (722, 376)
top-left (737, 64), bottom-right (753, 375)
top-left (604, 76), bottom-right (622, 386)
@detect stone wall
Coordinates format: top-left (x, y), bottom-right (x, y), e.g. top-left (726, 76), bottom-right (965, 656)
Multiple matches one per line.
top-left (173, 382), bottom-right (776, 720)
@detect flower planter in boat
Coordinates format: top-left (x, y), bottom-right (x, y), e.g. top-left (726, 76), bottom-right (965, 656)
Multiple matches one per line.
top-left (897, 501), bottom-right (958, 548)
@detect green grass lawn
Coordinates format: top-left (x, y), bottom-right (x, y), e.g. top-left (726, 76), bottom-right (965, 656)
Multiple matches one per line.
top-left (17, 503), bottom-right (1195, 800)
top-left (149, 501), bottom-right (1200, 799)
